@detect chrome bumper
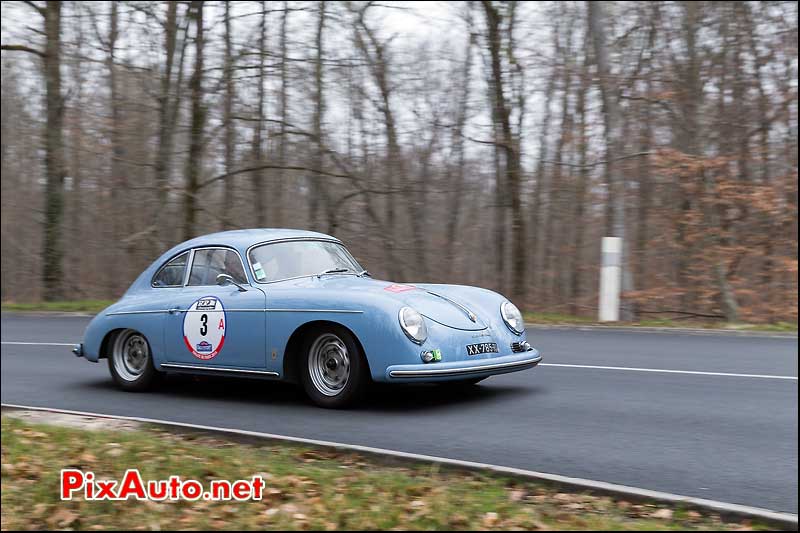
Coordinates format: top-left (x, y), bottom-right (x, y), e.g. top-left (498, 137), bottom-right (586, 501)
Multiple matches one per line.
top-left (387, 350), bottom-right (542, 379)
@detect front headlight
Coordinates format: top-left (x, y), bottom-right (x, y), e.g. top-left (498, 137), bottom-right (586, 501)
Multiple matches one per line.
top-left (399, 306), bottom-right (428, 344)
top-left (501, 301), bottom-right (524, 335)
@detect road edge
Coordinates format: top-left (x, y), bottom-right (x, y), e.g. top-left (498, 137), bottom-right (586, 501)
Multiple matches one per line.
top-left (526, 323), bottom-right (798, 338)
top-left (2, 310), bottom-right (797, 338)
top-left (2, 403), bottom-right (796, 530)
top-left (1, 311), bottom-right (96, 318)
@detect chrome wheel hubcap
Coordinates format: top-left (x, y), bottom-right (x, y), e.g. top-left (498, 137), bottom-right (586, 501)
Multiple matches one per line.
top-left (113, 330), bottom-right (149, 382)
top-left (308, 333), bottom-right (350, 396)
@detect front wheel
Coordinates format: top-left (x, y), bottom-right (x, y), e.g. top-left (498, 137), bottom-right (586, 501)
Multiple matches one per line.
top-left (108, 329), bottom-right (161, 391)
top-left (301, 326), bottom-right (369, 408)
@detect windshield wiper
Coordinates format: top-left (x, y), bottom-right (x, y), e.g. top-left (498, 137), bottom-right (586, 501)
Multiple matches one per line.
top-left (357, 270), bottom-right (371, 277)
top-left (316, 268), bottom-right (352, 278)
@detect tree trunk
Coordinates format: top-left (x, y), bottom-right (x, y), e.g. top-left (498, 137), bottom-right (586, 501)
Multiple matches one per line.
top-left (674, 0), bottom-right (701, 311)
top-left (108, 1), bottom-right (125, 284)
top-left (222, 1), bottom-right (235, 229)
top-left (492, 119), bottom-right (506, 294)
top-left (312, 1), bottom-right (327, 231)
top-left (531, 55), bottom-right (557, 299)
top-left (703, 169), bottom-right (740, 321)
top-left (68, 6), bottom-right (85, 293)
top-left (544, 40), bottom-right (573, 306)
top-left (633, 74), bottom-right (653, 319)
top-left (154, 1), bottom-right (179, 232)
top-left (445, 5), bottom-right (475, 266)
top-left (276, 1), bottom-right (288, 228)
top-left (108, 1), bottom-right (121, 204)
top-left (250, 1), bottom-right (266, 228)
top-left (570, 46), bottom-right (590, 315)
top-left (43, 2), bottom-right (66, 300)
top-left (744, 3), bottom-right (774, 316)
top-left (183, 1), bottom-right (204, 240)
top-left (482, 0), bottom-right (526, 304)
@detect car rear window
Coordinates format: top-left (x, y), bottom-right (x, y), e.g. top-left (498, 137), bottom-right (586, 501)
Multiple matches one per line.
top-left (152, 251), bottom-right (189, 287)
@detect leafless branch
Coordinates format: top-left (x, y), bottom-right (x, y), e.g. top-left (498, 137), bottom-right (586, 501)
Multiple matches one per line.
top-left (1, 44), bottom-right (45, 58)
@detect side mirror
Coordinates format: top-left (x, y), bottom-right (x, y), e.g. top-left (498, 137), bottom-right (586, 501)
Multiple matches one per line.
top-left (216, 273), bottom-right (247, 292)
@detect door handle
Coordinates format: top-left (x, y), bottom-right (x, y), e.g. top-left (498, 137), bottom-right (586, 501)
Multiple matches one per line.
top-left (168, 307), bottom-right (181, 315)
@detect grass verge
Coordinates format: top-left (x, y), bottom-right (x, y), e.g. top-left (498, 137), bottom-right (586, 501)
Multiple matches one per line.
top-left (1, 415), bottom-right (769, 530)
top-left (1, 300), bottom-right (114, 314)
top-left (523, 311), bottom-right (797, 333)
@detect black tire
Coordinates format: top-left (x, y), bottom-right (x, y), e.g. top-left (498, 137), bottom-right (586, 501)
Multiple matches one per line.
top-left (300, 325), bottom-right (369, 408)
top-left (107, 329), bottom-right (161, 392)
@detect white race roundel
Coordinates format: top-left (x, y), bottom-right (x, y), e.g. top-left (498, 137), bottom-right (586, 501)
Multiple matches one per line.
top-left (182, 296), bottom-right (226, 360)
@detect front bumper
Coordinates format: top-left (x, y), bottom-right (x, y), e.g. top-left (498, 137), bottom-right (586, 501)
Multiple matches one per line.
top-left (386, 349), bottom-right (541, 381)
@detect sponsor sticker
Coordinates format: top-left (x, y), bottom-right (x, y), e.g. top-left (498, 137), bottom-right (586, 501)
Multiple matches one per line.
top-left (182, 296), bottom-right (226, 360)
top-left (384, 284), bottom-right (416, 293)
top-left (195, 341), bottom-right (213, 353)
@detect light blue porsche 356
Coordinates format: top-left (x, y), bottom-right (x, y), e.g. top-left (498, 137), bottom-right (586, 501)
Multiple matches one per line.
top-left (73, 229), bottom-right (541, 407)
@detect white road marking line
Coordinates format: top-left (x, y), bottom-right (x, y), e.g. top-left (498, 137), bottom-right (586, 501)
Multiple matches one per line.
top-left (1, 341), bottom-right (76, 346)
top-left (540, 363), bottom-right (797, 380)
top-left (1, 341), bottom-right (796, 380)
top-left (0, 402), bottom-right (796, 528)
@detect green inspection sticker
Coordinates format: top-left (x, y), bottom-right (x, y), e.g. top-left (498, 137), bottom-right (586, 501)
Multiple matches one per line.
top-left (431, 349), bottom-right (442, 362)
top-left (252, 261), bottom-right (267, 281)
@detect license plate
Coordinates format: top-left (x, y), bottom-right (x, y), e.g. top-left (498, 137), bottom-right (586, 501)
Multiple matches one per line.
top-left (466, 342), bottom-right (498, 356)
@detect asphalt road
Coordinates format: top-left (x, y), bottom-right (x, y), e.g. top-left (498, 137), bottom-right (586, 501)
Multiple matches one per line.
top-left (1, 313), bottom-right (797, 513)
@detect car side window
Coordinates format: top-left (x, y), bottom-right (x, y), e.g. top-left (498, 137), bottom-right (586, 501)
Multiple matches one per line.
top-left (188, 248), bottom-right (247, 286)
top-left (152, 251), bottom-right (189, 287)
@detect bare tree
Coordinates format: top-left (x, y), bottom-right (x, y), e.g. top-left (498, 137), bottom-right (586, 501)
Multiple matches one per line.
top-left (250, 1), bottom-right (267, 228)
top-left (543, 10), bottom-right (575, 305)
top-left (352, 4), bottom-right (404, 279)
top-left (311, 1), bottom-right (331, 232)
top-left (275, 0), bottom-right (289, 228)
top-left (2, 2), bottom-right (66, 299)
top-left (222, 1), bottom-right (235, 229)
top-left (183, 0), bottom-right (205, 240)
top-left (107, 2), bottom-right (124, 242)
top-left (481, 0), bottom-right (526, 303)
top-left (570, 27), bottom-right (591, 315)
top-left (154, 1), bottom-right (181, 233)
top-left (444, 3), bottom-right (476, 266)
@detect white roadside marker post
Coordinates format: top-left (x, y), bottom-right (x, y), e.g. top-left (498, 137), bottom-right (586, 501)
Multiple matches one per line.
top-left (599, 236), bottom-right (622, 322)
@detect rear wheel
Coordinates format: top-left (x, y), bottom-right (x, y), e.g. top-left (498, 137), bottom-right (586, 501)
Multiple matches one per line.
top-left (108, 329), bottom-right (161, 391)
top-left (301, 326), bottom-right (368, 408)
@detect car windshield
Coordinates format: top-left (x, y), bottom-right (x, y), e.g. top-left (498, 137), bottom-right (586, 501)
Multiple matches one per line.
top-left (248, 240), bottom-right (363, 283)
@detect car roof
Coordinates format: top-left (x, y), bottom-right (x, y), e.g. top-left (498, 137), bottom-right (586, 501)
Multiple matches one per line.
top-left (126, 228), bottom-right (342, 294)
top-left (176, 228), bottom-right (339, 251)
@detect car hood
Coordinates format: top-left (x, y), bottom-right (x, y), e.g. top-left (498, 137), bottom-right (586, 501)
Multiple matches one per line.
top-left (290, 276), bottom-right (489, 330)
